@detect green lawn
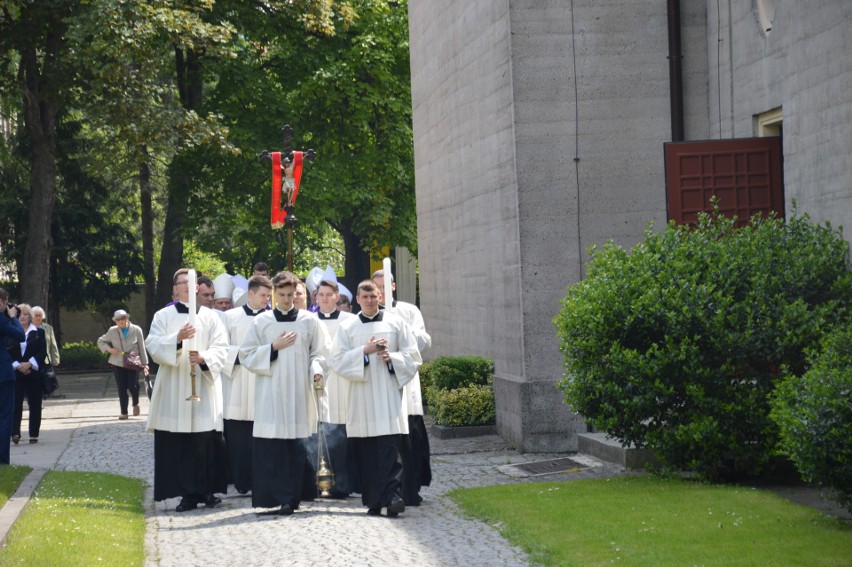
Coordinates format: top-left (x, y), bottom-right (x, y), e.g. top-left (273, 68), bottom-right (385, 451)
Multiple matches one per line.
top-left (0, 470), bottom-right (146, 567)
top-left (0, 466), bottom-right (31, 508)
top-left (450, 476), bottom-right (852, 567)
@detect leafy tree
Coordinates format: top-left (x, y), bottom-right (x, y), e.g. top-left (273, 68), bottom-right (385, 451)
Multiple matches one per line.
top-left (0, 1), bottom-right (75, 310)
top-left (186, 0), bottom-right (414, 287)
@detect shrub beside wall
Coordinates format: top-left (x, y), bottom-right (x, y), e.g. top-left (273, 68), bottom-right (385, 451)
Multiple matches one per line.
top-left (424, 356), bottom-right (495, 427)
top-left (60, 341), bottom-right (110, 371)
top-left (555, 210), bottom-right (852, 480)
top-left (771, 326), bottom-right (852, 512)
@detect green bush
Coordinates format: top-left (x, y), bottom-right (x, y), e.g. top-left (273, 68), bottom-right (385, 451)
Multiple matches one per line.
top-left (60, 341), bottom-right (109, 370)
top-left (771, 326), bottom-right (852, 512)
top-left (425, 355), bottom-right (494, 391)
top-left (430, 384), bottom-right (496, 427)
top-left (418, 360), bottom-right (434, 396)
top-left (555, 210), bottom-right (852, 480)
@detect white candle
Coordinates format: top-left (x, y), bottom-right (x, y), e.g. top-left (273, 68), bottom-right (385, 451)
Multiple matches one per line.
top-left (382, 257), bottom-right (393, 312)
top-left (187, 269), bottom-right (197, 351)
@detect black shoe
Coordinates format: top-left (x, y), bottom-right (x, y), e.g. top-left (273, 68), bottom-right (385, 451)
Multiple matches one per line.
top-left (176, 497), bottom-right (198, 512)
top-left (366, 508), bottom-right (381, 516)
top-left (386, 496), bottom-right (405, 517)
top-left (278, 504), bottom-right (294, 516)
top-left (204, 494), bottom-right (222, 508)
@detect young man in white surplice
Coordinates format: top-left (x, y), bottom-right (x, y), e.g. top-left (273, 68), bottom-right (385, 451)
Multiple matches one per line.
top-left (239, 271), bottom-right (329, 516)
top-left (146, 268), bottom-right (229, 513)
top-left (330, 280), bottom-right (421, 517)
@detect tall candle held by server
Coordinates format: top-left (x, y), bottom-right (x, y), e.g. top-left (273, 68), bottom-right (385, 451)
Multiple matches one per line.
top-left (382, 258), bottom-right (392, 312)
top-left (187, 269), bottom-right (197, 351)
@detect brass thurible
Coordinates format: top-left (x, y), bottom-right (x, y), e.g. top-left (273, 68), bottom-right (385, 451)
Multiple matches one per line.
top-left (316, 457), bottom-right (335, 497)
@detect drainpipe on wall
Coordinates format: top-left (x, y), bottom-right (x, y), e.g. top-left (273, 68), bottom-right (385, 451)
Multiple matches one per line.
top-left (667, 0), bottom-right (685, 141)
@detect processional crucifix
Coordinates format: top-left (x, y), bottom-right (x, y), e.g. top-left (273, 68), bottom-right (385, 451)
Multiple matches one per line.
top-left (259, 124), bottom-right (316, 272)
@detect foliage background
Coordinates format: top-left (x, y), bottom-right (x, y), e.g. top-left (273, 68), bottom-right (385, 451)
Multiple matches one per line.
top-left (555, 210), bottom-right (852, 480)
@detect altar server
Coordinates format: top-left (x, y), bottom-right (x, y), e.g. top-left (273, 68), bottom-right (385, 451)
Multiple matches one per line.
top-left (221, 275), bottom-right (272, 494)
top-left (146, 268), bottom-right (229, 512)
top-left (373, 269), bottom-right (433, 505)
top-left (330, 280), bottom-right (421, 517)
top-left (239, 272), bottom-right (329, 516)
top-left (314, 279), bottom-right (359, 497)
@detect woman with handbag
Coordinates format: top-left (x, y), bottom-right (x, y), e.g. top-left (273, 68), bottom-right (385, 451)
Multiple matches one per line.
top-left (97, 309), bottom-right (149, 420)
top-left (9, 304), bottom-right (47, 444)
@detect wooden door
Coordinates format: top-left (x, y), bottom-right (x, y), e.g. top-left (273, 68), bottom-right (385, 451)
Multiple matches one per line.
top-left (664, 138), bottom-right (784, 226)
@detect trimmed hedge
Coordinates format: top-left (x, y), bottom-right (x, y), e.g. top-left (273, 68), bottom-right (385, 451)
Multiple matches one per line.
top-left (555, 210), bottom-right (852, 481)
top-left (771, 326), bottom-right (852, 512)
top-left (430, 384), bottom-right (496, 427)
top-left (424, 355), bottom-right (496, 427)
top-left (60, 341), bottom-right (109, 370)
top-left (424, 355), bottom-right (493, 391)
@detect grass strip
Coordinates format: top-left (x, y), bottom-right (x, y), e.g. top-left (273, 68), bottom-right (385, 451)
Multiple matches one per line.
top-left (0, 466), bottom-right (31, 509)
top-left (450, 475), bottom-right (852, 567)
top-left (0, 470), bottom-right (145, 566)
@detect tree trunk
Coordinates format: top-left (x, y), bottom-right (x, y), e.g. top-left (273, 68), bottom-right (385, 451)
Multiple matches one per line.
top-left (340, 220), bottom-right (371, 296)
top-left (139, 146), bottom-right (156, 329)
top-left (18, 19), bottom-right (63, 311)
top-left (155, 181), bottom-right (187, 309)
top-left (155, 46), bottom-right (203, 308)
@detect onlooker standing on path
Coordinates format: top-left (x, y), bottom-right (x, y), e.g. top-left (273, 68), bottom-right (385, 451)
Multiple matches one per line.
top-left (372, 269), bottom-right (433, 506)
top-left (31, 306), bottom-right (59, 368)
top-left (98, 309), bottom-right (149, 420)
top-left (330, 280), bottom-right (422, 517)
top-left (9, 304), bottom-right (46, 444)
top-left (0, 290), bottom-right (25, 463)
top-left (146, 268), bottom-right (230, 512)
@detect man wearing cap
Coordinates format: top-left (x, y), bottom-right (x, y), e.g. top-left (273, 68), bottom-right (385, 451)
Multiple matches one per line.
top-left (98, 309), bottom-right (149, 420)
top-left (212, 273), bottom-right (235, 314)
top-left (220, 275), bottom-right (272, 494)
top-left (372, 268), bottom-right (433, 506)
top-left (146, 268), bottom-right (230, 512)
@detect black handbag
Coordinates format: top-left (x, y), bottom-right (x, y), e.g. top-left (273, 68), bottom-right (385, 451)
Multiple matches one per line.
top-left (43, 351), bottom-right (59, 395)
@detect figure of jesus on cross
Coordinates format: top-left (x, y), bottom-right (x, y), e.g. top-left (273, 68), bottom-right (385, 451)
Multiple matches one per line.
top-left (259, 124), bottom-right (316, 270)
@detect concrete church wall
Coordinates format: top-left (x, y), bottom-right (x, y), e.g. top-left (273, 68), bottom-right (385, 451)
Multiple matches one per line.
top-left (698, 0), bottom-right (852, 237)
top-left (411, 0), bottom-right (851, 452)
top-left (410, 1), bottom-right (673, 451)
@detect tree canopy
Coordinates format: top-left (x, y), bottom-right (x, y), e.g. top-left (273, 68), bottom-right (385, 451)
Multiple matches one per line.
top-left (0, 0), bottom-right (414, 331)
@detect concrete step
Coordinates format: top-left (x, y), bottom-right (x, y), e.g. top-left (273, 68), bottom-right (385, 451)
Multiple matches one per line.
top-left (577, 432), bottom-right (657, 469)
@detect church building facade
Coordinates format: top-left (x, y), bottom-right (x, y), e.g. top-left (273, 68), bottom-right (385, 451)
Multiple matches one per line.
top-left (409, 1), bottom-right (852, 451)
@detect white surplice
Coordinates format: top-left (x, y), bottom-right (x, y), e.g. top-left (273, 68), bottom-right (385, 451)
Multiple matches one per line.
top-left (145, 303), bottom-right (229, 433)
top-left (330, 311), bottom-right (422, 438)
top-left (389, 300), bottom-right (432, 416)
top-left (239, 307), bottom-right (329, 439)
top-left (316, 309), bottom-right (357, 424)
top-left (222, 305), bottom-right (267, 421)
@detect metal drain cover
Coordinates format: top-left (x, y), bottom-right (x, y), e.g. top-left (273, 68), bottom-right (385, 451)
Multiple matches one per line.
top-left (514, 457), bottom-right (589, 475)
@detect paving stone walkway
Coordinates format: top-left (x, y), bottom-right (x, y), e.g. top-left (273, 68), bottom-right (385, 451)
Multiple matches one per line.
top-left (6, 371), bottom-right (850, 566)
